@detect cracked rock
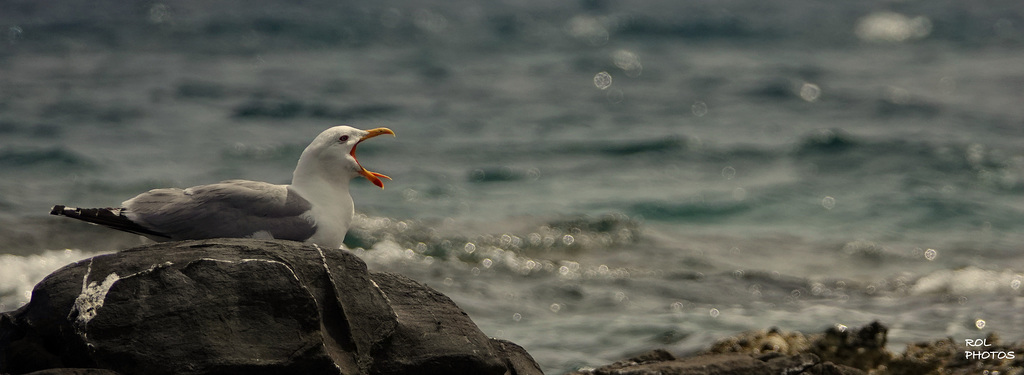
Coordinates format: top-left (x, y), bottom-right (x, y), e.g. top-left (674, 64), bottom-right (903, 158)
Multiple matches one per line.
top-left (0, 239), bottom-right (541, 375)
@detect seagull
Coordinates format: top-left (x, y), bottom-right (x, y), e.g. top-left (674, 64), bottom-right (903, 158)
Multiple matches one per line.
top-left (50, 126), bottom-right (395, 249)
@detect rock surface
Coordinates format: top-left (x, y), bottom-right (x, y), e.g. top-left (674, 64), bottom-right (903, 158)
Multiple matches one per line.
top-left (576, 321), bottom-right (1024, 375)
top-left (0, 239), bottom-right (542, 375)
top-left (568, 349), bottom-right (864, 375)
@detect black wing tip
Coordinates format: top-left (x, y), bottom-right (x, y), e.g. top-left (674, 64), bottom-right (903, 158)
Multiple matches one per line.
top-left (50, 205), bottom-right (68, 216)
top-left (49, 205), bottom-right (172, 240)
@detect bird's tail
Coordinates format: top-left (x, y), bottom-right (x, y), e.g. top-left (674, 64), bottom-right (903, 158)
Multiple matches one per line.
top-left (50, 205), bottom-right (171, 239)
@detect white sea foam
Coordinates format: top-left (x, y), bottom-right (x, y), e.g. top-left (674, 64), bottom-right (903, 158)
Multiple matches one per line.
top-left (0, 249), bottom-right (102, 311)
top-left (910, 267), bottom-right (1024, 296)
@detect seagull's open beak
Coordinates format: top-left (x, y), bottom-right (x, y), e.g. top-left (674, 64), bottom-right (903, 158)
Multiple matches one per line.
top-left (351, 127), bottom-right (395, 189)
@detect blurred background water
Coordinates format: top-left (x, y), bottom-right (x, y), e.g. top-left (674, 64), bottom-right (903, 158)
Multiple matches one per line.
top-left (2, 0), bottom-right (1024, 373)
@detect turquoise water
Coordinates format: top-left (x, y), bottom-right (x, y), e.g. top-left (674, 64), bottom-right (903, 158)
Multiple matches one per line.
top-left (2, 1), bottom-right (1024, 373)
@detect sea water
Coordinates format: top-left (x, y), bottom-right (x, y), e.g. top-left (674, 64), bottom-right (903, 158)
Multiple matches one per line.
top-left (1, 1), bottom-right (1023, 373)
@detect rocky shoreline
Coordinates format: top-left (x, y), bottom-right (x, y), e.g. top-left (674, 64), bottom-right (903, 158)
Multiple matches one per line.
top-left (2, 239), bottom-right (1022, 375)
top-left (573, 321), bottom-right (1024, 375)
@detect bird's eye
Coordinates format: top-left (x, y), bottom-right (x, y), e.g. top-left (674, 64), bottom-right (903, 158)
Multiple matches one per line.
top-left (339, 135), bottom-right (350, 142)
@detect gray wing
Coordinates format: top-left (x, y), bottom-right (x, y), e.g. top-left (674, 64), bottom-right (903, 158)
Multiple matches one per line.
top-left (122, 180), bottom-right (317, 242)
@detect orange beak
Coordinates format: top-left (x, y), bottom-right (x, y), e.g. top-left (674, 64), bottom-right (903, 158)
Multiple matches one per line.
top-left (351, 127), bottom-right (395, 188)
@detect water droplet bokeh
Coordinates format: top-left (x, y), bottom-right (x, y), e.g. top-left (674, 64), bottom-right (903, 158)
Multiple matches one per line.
top-left (593, 71), bottom-right (613, 90)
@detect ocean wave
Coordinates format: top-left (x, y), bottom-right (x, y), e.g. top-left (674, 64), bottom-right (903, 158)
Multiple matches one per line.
top-left (6, 0), bottom-right (1020, 55)
top-left (0, 249), bottom-right (99, 311)
top-left (791, 129), bottom-right (1023, 191)
top-left (613, 12), bottom-right (757, 40)
top-left (41, 99), bottom-right (143, 124)
top-left (403, 128), bottom-right (1023, 230)
top-left (558, 136), bottom-right (688, 156)
top-left (345, 212), bottom-right (641, 261)
top-left (625, 199), bottom-right (753, 222)
top-left (231, 97), bottom-right (398, 120)
top-left (174, 80), bottom-right (228, 99)
top-left (0, 122), bottom-right (63, 138)
top-left (524, 129), bottom-right (1022, 188)
top-left (221, 142), bottom-right (305, 163)
top-left (910, 267), bottom-right (1024, 296)
top-left (468, 166), bottom-right (539, 183)
top-left (0, 147), bottom-right (96, 169)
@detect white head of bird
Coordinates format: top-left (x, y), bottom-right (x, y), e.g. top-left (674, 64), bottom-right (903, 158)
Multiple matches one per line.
top-left (292, 126), bottom-right (395, 190)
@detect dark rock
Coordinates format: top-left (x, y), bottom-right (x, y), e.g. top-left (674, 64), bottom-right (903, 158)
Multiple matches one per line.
top-left (889, 333), bottom-right (1023, 375)
top-left (571, 349), bottom-right (866, 375)
top-left (702, 321), bottom-right (1024, 374)
top-left (367, 272), bottom-right (506, 375)
top-left (0, 239), bottom-right (541, 375)
top-left (705, 321), bottom-right (888, 372)
top-left (572, 348), bottom-right (681, 375)
top-left (571, 353), bottom-right (774, 375)
top-left (578, 321), bottom-right (1024, 375)
top-left (489, 339), bottom-right (545, 375)
top-left (24, 369), bottom-right (122, 375)
top-left (763, 353), bottom-right (818, 374)
top-left (627, 348), bottom-right (678, 364)
top-left (706, 326), bottom-right (812, 355)
top-left (886, 339), bottom-right (954, 375)
top-left (812, 321), bottom-right (890, 371)
top-left (801, 362), bottom-right (867, 375)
